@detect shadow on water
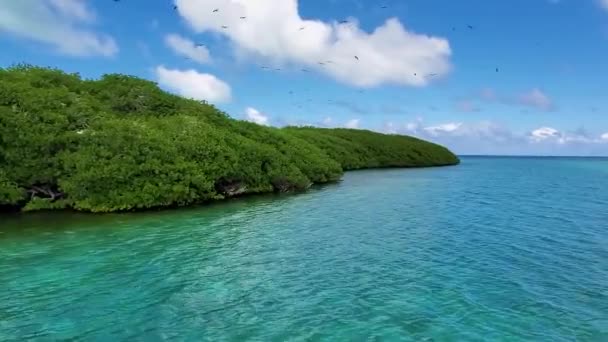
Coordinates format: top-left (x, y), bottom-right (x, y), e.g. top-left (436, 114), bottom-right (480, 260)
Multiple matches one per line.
top-left (0, 181), bottom-right (344, 238)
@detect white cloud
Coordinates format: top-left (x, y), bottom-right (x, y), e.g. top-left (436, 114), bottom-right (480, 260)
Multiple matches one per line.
top-left (155, 65), bottom-right (232, 103)
top-left (0, 0), bottom-right (117, 57)
top-left (424, 122), bottom-right (463, 136)
top-left (518, 88), bottom-right (554, 111)
top-left (381, 118), bottom-right (608, 155)
top-left (345, 119), bottom-right (360, 128)
top-left (245, 107), bottom-right (269, 125)
top-left (529, 127), bottom-right (608, 145)
top-left (48, 0), bottom-right (94, 21)
top-left (600, 0), bottom-right (608, 11)
top-left (530, 127), bottom-right (560, 142)
top-left (165, 33), bottom-right (211, 64)
top-left (175, 0), bottom-right (452, 87)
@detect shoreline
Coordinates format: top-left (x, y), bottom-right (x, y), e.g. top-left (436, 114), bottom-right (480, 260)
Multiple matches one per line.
top-left (0, 163), bottom-right (459, 216)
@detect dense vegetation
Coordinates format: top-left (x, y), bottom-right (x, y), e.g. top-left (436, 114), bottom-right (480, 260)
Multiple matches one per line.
top-left (0, 65), bottom-right (459, 213)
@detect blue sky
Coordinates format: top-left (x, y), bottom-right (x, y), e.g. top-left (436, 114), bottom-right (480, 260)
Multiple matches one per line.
top-left (1, 0), bottom-right (608, 155)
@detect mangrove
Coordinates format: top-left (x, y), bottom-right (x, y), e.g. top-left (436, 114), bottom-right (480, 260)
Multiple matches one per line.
top-left (0, 65), bottom-right (459, 213)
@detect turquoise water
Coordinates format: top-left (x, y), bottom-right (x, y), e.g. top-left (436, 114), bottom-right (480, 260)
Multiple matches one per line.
top-left (1, 157), bottom-right (607, 341)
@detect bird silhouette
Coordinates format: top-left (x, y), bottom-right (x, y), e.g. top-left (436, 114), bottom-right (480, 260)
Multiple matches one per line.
top-left (195, 43), bottom-right (205, 47)
top-left (221, 25), bottom-right (228, 29)
top-left (427, 73), bottom-right (438, 77)
top-left (240, 16), bottom-right (246, 19)
top-left (213, 9), bottom-right (219, 13)
top-left (173, 5), bottom-right (177, 10)
top-left (354, 56), bottom-right (359, 60)
top-left (381, 5), bottom-right (388, 8)
top-left (496, 67), bottom-right (499, 73)
top-left (301, 68), bottom-right (309, 72)
top-left (318, 62), bottom-right (325, 65)
top-left (467, 25), bottom-right (474, 30)
top-left (299, 26), bottom-right (305, 30)
top-left (339, 20), bottom-right (349, 24)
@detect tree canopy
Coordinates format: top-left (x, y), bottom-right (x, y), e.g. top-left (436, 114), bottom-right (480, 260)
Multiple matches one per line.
top-left (0, 65), bottom-right (459, 212)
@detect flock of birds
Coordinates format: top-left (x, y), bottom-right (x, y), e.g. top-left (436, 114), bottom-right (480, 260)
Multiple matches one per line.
top-left (113, 1), bottom-right (497, 76)
top-left (112, 1), bottom-right (499, 108)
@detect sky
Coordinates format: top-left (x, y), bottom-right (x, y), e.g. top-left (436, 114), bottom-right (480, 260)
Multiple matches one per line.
top-left (1, 0), bottom-right (608, 156)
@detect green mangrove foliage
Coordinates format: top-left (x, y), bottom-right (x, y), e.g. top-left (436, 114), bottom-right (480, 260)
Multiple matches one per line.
top-left (0, 65), bottom-right (459, 212)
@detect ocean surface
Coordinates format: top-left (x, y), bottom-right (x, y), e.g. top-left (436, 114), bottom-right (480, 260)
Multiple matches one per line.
top-left (1, 156), bottom-right (607, 341)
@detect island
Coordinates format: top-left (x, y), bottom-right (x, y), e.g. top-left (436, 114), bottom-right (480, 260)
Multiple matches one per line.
top-left (0, 65), bottom-right (459, 213)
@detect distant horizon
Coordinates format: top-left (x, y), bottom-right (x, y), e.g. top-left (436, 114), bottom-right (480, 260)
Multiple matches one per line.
top-left (458, 154), bottom-right (608, 158)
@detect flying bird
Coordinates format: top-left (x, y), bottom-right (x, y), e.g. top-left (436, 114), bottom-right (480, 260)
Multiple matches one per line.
top-left (213, 9), bottom-right (219, 12)
top-left (318, 62), bottom-right (325, 65)
top-left (467, 25), bottom-right (474, 30)
top-left (301, 68), bottom-right (309, 72)
top-left (173, 5), bottom-right (177, 10)
top-left (339, 20), bottom-right (349, 24)
top-left (299, 26), bottom-right (305, 30)
top-left (221, 25), bottom-right (228, 29)
top-left (354, 56), bottom-right (359, 60)
top-left (195, 43), bottom-right (205, 47)
top-left (275, 68), bottom-right (281, 71)
top-left (427, 73), bottom-right (438, 77)
top-left (381, 5), bottom-right (388, 8)
top-left (496, 67), bottom-right (499, 73)
top-left (240, 16), bottom-right (246, 19)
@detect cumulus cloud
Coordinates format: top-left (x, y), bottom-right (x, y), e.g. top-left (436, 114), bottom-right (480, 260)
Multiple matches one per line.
top-left (529, 127), bottom-right (560, 142)
top-left (528, 127), bottom-right (607, 145)
top-left (381, 119), bottom-right (606, 155)
top-left (155, 65), bottom-right (231, 103)
top-left (165, 33), bottom-right (211, 64)
top-left (174, 0), bottom-right (452, 87)
top-left (245, 107), bottom-right (269, 125)
top-left (345, 119), bottom-right (361, 129)
top-left (0, 0), bottom-right (117, 57)
top-left (424, 122), bottom-right (463, 136)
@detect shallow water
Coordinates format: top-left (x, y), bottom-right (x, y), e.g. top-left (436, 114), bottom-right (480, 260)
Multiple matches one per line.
top-left (1, 157), bottom-right (607, 341)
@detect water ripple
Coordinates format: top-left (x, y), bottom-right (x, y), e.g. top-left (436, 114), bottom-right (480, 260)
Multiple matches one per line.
top-left (1, 157), bottom-right (607, 340)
